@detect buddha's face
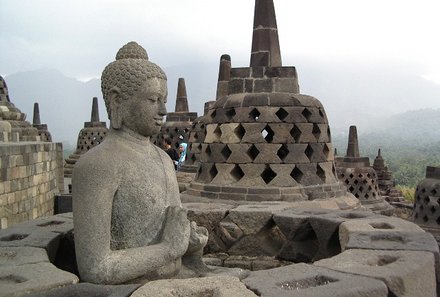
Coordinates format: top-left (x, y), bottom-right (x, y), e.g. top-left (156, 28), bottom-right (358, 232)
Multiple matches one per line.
top-left (121, 77), bottom-right (168, 137)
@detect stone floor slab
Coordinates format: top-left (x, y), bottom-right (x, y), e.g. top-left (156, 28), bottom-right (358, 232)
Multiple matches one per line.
top-left (131, 276), bottom-right (257, 297)
top-left (242, 263), bottom-right (388, 297)
top-left (315, 249), bottom-right (436, 297)
top-left (0, 262), bottom-right (78, 297)
top-left (28, 282), bottom-right (140, 297)
top-left (0, 246), bottom-right (48, 267)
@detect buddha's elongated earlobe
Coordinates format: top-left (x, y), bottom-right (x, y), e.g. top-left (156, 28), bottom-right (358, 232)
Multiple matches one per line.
top-left (109, 87), bottom-right (122, 129)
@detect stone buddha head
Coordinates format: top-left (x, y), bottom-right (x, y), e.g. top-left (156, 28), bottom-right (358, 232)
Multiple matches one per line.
top-left (101, 41), bottom-right (168, 137)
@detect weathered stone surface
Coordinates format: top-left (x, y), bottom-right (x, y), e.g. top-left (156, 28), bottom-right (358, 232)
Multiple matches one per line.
top-left (0, 262), bottom-right (78, 297)
top-left (242, 263), bottom-right (388, 297)
top-left (227, 202), bottom-right (293, 235)
top-left (273, 208), bottom-right (380, 261)
top-left (29, 283), bottom-right (141, 297)
top-left (315, 249), bottom-right (436, 297)
top-left (131, 276), bottom-right (257, 297)
top-left (73, 42), bottom-right (209, 284)
top-left (7, 213), bottom-right (73, 234)
top-left (0, 228), bottom-right (60, 262)
top-left (0, 246), bottom-right (48, 267)
top-left (339, 217), bottom-right (425, 251)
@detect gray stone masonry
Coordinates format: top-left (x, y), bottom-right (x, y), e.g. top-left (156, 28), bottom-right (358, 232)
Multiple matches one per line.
top-left (0, 142), bottom-right (63, 229)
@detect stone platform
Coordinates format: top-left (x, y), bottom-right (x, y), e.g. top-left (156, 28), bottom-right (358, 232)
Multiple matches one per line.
top-left (0, 205), bottom-right (438, 296)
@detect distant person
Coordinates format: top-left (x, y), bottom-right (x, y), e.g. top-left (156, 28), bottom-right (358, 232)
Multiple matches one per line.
top-left (177, 142), bottom-right (187, 170)
top-left (164, 139), bottom-right (179, 170)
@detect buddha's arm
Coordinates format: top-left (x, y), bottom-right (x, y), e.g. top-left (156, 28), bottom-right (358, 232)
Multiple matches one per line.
top-left (73, 157), bottom-right (189, 284)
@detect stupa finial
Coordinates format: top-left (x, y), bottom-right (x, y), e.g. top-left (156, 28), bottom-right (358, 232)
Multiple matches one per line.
top-left (250, 0), bottom-right (282, 67)
top-left (346, 125), bottom-right (360, 158)
top-left (175, 78), bottom-right (189, 112)
top-left (91, 97), bottom-right (100, 122)
top-left (33, 102), bottom-right (41, 125)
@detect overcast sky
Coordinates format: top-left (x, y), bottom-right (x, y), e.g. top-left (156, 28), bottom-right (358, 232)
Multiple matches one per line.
top-left (1, 0), bottom-right (440, 83)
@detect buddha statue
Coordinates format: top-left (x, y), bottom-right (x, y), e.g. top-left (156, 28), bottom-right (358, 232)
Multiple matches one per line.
top-left (72, 42), bottom-right (209, 284)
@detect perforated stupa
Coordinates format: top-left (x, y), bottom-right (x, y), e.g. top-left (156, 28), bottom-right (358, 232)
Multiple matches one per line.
top-left (153, 78), bottom-right (197, 149)
top-left (184, 0), bottom-right (354, 202)
top-left (64, 97), bottom-right (108, 178)
top-left (335, 126), bottom-right (393, 214)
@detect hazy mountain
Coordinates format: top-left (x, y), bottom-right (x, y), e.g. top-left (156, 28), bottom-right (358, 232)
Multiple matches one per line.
top-left (4, 59), bottom-right (440, 148)
top-left (5, 69), bottom-right (105, 147)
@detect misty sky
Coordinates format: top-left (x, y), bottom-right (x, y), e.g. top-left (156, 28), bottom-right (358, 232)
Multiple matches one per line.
top-left (1, 0), bottom-right (439, 83)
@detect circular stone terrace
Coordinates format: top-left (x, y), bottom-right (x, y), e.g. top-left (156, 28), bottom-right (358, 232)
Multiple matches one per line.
top-left (0, 203), bottom-right (438, 297)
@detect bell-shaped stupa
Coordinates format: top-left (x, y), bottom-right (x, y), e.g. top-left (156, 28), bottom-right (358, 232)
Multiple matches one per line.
top-left (372, 149), bottom-right (404, 202)
top-left (64, 97), bottom-right (108, 178)
top-left (184, 0), bottom-right (356, 204)
top-left (154, 78), bottom-right (197, 149)
top-left (335, 126), bottom-right (393, 214)
top-left (0, 75), bottom-right (39, 141)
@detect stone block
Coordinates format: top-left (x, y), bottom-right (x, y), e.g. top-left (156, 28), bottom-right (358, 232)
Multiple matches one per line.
top-left (293, 94), bottom-right (324, 108)
top-left (0, 262), bottom-right (78, 297)
top-left (240, 123), bottom-right (267, 143)
top-left (235, 164), bottom-right (266, 187)
top-left (7, 214), bottom-right (73, 234)
top-left (315, 249), bottom-right (436, 297)
top-left (242, 263), bottom-right (388, 297)
top-left (30, 283), bottom-right (140, 297)
top-left (339, 217), bottom-right (425, 251)
top-left (226, 144), bottom-right (253, 164)
top-left (229, 79), bottom-right (245, 94)
top-left (204, 124), bottom-right (221, 143)
top-left (273, 209), bottom-right (381, 261)
top-left (253, 144), bottom-right (282, 163)
top-left (295, 123), bottom-right (317, 143)
top-left (243, 93), bottom-right (269, 107)
top-left (0, 228), bottom-right (60, 262)
top-left (227, 203), bottom-right (293, 235)
top-left (269, 165), bottom-right (299, 187)
top-left (131, 276), bottom-right (257, 297)
top-left (253, 79), bottom-right (274, 93)
top-left (219, 123), bottom-right (241, 144)
top-left (0, 246), bottom-right (49, 267)
top-left (211, 163), bottom-right (236, 184)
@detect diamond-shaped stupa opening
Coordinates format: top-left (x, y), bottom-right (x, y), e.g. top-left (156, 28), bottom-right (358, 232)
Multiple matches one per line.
top-left (312, 124), bottom-right (321, 140)
top-left (302, 108), bottom-right (312, 121)
top-left (261, 125), bottom-right (274, 143)
top-left (249, 108), bottom-right (261, 121)
top-left (275, 108), bottom-right (288, 121)
top-left (247, 145), bottom-right (260, 161)
top-left (206, 145), bottom-right (212, 156)
top-left (323, 144), bottom-right (330, 158)
top-left (231, 165), bottom-right (245, 182)
top-left (213, 125), bottom-right (222, 139)
top-left (261, 166), bottom-right (277, 184)
top-left (234, 124), bottom-right (245, 140)
top-left (209, 164), bottom-right (218, 181)
top-left (290, 166), bottom-right (303, 183)
top-left (221, 145), bottom-right (232, 160)
top-left (290, 126), bottom-right (301, 142)
top-left (304, 144), bottom-right (314, 160)
top-left (316, 164), bottom-right (325, 182)
top-left (277, 144), bottom-right (289, 161)
top-left (226, 108), bottom-right (236, 120)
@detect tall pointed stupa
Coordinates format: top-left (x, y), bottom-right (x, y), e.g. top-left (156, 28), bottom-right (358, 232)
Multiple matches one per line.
top-left (335, 126), bottom-right (393, 214)
top-left (183, 0), bottom-right (357, 207)
top-left (154, 78), bottom-right (198, 149)
top-left (64, 97), bottom-right (108, 178)
top-left (32, 102), bottom-right (52, 142)
top-left (0, 75), bottom-right (39, 141)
